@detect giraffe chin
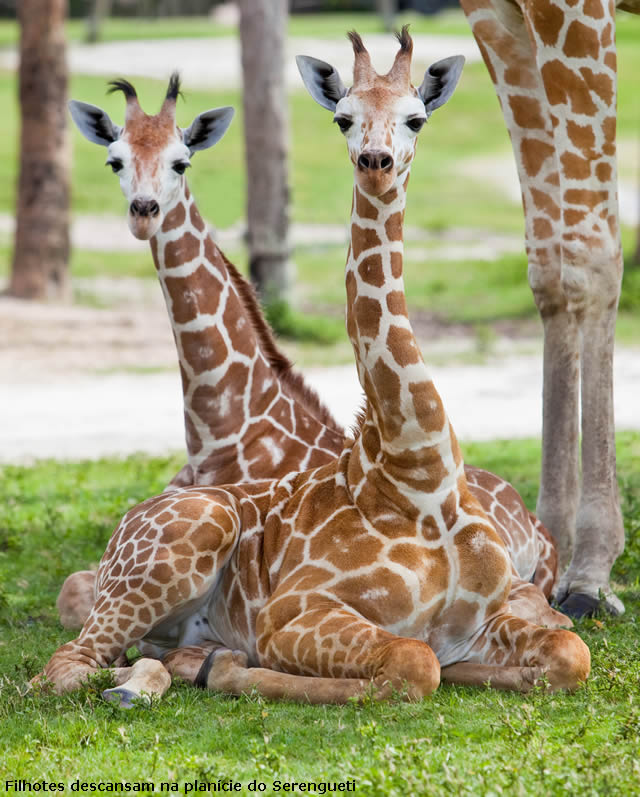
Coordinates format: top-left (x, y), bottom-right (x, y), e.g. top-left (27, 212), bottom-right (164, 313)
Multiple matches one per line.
top-left (355, 170), bottom-right (397, 199)
top-left (128, 214), bottom-right (163, 241)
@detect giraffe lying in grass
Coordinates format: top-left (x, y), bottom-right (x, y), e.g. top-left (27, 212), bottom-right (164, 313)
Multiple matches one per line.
top-left (38, 31), bottom-right (588, 705)
top-left (59, 68), bottom-right (561, 634)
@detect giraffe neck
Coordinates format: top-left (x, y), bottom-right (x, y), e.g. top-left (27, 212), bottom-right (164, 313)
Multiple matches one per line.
top-left (149, 183), bottom-right (340, 478)
top-left (346, 172), bottom-right (463, 493)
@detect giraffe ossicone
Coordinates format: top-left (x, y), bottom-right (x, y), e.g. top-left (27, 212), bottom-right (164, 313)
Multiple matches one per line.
top-left (38, 32), bottom-right (589, 706)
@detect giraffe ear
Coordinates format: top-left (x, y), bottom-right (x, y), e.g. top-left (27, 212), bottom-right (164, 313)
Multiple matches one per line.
top-left (417, 55), bottom-right (465, 115)
top-left (69, 100), bottom-right (121, 146)
top-left (296, 55), bottom-right (348, 112)
top-left (182, 106), bottom-right (235, 155)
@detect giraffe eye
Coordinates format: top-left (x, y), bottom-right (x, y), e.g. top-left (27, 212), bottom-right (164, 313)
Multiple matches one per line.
top-left (172, 161), bottom-right (190, 175)
top-left (406, 117), bottom-right (426, 133)
top-left (334, 116), bottom-right (353, 133)
top-left (107, 159), bottom-right (123, 174)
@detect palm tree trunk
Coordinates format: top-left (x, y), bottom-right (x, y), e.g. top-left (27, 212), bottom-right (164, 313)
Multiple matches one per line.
top-left (10, 0), bottom-right (70, 301)
top-left (237, 0), bottom-right (290, 303)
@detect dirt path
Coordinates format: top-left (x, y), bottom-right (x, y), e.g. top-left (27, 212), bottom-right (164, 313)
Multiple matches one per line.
top-left (2, 292), bottom-right (638, 464)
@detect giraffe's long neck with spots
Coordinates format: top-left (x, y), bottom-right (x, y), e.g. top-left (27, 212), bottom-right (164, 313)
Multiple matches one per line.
top-left (150, 184), bottom-right (342, 484)
top-left (346, 172), bottom-right (463, 493)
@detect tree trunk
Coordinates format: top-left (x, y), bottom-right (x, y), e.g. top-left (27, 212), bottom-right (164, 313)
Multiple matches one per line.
top-left (10, 0), bottom-right (70, 301)
top-left (237, 0), bottom-right (290, 302)
top-left (86, 0), bottom-right (113, 44)
top-left (377, 0), bottom-right (395, 32)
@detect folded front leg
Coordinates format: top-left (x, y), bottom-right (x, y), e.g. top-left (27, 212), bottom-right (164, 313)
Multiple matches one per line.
top-left (223, 602), bottom-right (443, 704)
top-left (442, 613), bottom-right (589, 693)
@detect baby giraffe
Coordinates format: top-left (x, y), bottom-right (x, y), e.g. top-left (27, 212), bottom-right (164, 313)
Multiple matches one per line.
top-left (37, 32), bottom-right (588, 705)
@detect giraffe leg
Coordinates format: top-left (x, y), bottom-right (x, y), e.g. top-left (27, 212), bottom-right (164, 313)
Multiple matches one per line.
top-left (460, 0), bottom-right (581, 570)
top-left (442, 613), bottom-right (589, 692)
top-left (515, 0), bottom-right (625, 615)
top-left (35, 490), bottom-right (245, 701)
top-left (555, 307), bottom-right (624, 616)
top-left (56, 570), bottom-right (97, 629)
top-left (223, 603), bottom-right (441, 704)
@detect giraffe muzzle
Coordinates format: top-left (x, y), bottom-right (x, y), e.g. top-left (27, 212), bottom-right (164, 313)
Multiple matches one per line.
top-left (357, 150), bottom-right (394, 172)
top-left (130, 198), bottom-right (160, 218)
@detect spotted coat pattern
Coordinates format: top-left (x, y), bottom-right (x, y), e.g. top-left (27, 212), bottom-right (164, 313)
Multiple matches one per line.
top-left (459, 0), bottom-right (639, 615)
top-left (41, 37), bottom-right (589, 702)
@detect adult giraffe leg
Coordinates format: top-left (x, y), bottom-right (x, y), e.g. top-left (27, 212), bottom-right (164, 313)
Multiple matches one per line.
top-left (460, 0), bottom-right (580, 569)
top-left (518, 0), bottom-right (625, 615)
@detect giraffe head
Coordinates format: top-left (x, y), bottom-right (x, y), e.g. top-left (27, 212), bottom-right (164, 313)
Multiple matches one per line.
top-left (297, 27), bottom-right (464, 197)
top-left (69, 73), bottom-right (234, 240)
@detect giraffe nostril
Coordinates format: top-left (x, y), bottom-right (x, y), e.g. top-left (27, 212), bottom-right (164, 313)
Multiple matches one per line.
top-left (149, 201), bottom-right (160, 217)
top-left (381, 155), bottom-right (393, 171)
top-left (358, 153), bottom-right (370, 170)
top-left (130, 199), bottom-right (141, 216)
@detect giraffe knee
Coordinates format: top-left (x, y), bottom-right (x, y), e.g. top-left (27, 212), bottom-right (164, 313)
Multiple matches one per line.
top-left (374, 638), bottom-right (440, 699)
top-left (537, 630), bottom-right (590, 691)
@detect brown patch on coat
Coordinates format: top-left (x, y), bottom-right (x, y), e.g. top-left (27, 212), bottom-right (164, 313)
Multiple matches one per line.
top-left (386, 290), bottom-right (407, 316)
top-left (384, 212), bottom-right (403, 242)
top-left (161, 201), bottom-right (186, 232)
top-left (456, 523), bottom-right (509, 598)
top-left (354, 296), bottom-right (382, 339)
top-left (351, 224), bottom-right (382, 260)
top-left (355, 189), bottom-right (379, 220)
top-left (164, 264), bottom-right (222, 323)
top-left (508, 95), bottom-right (546, 130)
top-left (389, 251), bottom-right (402, 278)
top-left (368, 359), bottom-right (404, 440)
top-left (528, 0), bottom-right (565, 47)
top-left (164, 231), bottom-right (201, 268)
top-left (560, 152), bottom-right (591, 180)
top-left (358, 253), bottom-right (385, 287)
top-left (332, 567), bottom-right (413, 626)
top-left (563, 20), bottom-right (600, 60)
top-left (190, 203), bottom-right (206, 233)
top-left (531, 188), bottom-right (561, 221)
top-left (579, 67), bottom-right (613, 106)
top-left (540, 60), bottom-right (597, 116)
top-left (181, 326), bottom-right (228, 374)
top-left (387, 325), bottom-right (421, 367)
top-left (533, 217), bottom-right (553, 239)
top-left (564, 188), bottom-right (609, 209)
top-left (409, 380), bottom-right (445, 436)
top-left (520, 138), bottom-right (555, 177)
top-left (389, 543), bottom-right (449, 604)
top-left (564, 209), bottom-right (587, 227)
top-left (595, 162), bottom-right (612, 183)
top-left (583, 0), bottom-right (605, 16)
top-left (567, 120), bottom-right (596, 156)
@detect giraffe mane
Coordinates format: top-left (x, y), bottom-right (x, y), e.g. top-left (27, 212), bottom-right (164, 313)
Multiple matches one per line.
top-left (218, 250), bottom-right (345, 438)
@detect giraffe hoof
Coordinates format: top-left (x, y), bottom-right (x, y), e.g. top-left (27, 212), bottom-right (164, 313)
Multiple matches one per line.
top-left (102, 686), bottom-right (150, 709)
top-left (558, 592), bottom-right (622, 619)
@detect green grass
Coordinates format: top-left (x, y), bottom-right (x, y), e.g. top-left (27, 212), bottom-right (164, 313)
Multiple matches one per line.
top-left (1, 434), bottom-right (639, 791)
